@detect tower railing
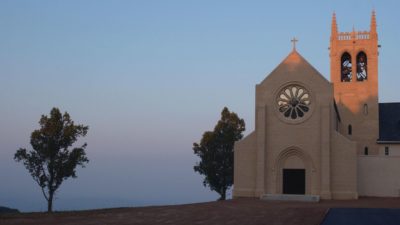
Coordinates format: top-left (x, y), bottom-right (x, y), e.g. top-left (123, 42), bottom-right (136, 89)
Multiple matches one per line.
top-left (338, 33), bottom-right (351, 40)
top-left (337, 31), bottom-right (370, 41)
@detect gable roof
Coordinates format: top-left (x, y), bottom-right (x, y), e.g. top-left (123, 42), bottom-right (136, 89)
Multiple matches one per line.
top-left (259, 49), bottom-right (330, 86)
top-left (378, 103), bottom-right (400, 143)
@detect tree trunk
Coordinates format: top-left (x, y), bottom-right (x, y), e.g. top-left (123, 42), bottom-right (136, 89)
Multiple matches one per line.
top-left (47, 191), bottom-right (54, 212)
top-left (219, 188), bottom-right (226, 200)
top-left (220, 193), bottom-right (226, 200)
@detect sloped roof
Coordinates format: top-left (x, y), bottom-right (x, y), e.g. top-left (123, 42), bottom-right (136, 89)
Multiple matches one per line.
top-left (259, 49), bottom-right (330, 86)
top-left (378, 103), bottom-right (400, 142)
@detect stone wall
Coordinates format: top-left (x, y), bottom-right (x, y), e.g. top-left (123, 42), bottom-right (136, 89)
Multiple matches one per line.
top-left (331, 131), bottom-right (358, 199)
top-left (233, 132), bottom-right (257, 197)
top-left (358, 155), bottom-right (400, 197)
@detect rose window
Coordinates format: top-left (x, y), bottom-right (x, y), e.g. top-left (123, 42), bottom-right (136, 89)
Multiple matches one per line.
top-left (277, 85), bottom-right (311, 120)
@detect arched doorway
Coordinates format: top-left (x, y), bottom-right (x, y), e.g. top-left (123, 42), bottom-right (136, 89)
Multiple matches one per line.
top-left (274, 147), bottom-right (314, 195)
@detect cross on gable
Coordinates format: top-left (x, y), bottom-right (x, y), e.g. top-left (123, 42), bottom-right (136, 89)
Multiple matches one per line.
top-left (291, 37), bottom-right (298, 50)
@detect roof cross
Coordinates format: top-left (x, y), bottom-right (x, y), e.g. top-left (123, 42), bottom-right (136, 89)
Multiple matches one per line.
top-left (291, 37), bottom-right (298, 50)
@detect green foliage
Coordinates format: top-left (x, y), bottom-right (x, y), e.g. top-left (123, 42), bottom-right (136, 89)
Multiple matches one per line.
top-left (193, 107), bottom-right (245, 200)
top-left (14, 108), bottom-right (89, 212)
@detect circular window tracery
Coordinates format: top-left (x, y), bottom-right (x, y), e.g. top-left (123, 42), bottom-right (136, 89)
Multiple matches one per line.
top-left (277, 85), bottom-right (311, 120)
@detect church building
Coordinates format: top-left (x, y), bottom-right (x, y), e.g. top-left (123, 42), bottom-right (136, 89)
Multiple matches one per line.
top-left (233, 11), bottom-right (400, 200)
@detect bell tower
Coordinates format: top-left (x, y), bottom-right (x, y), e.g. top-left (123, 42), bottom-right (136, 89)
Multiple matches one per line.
top-left (330, 11), bottom-right (379, 155)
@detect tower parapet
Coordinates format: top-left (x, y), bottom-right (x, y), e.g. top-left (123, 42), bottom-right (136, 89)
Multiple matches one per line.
top-left (331, 11), bottom-right (378, 42)
top-left (336, 31), bottom-right (370, 40)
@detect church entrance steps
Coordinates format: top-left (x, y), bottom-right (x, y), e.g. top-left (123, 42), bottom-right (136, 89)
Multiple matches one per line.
top-left (261, 194), bottom-right (320, 202)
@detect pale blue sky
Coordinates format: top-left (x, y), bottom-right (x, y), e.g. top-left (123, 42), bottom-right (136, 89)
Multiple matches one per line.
top-left (0, 0), bottom-right (399, 212)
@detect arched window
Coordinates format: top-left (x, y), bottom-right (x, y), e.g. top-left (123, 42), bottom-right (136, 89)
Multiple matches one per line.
top-left (341, 52), bottom-right (352, 82)
top-left (348, 124), bottom-right (352, 135)
top-left (363, 104), bottom-right (368, 115)
top-left (356, 51), bottom-right (368, 81)
top-left (364, 147), bottom-right (369, 155)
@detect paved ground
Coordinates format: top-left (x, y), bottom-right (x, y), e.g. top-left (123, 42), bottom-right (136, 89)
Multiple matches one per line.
top-left (1, 197), bottom-right (400, 225)
top-left (321, 208), bottom-right (400, 225)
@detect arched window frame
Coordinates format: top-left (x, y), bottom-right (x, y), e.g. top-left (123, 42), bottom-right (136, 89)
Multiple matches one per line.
top-left (363, 104), bottom-right (368, 115)
top-left (356, 51), bottom-right (368, 81)
top-left (341, 52), bottom-right (352, 82)
top-left (348, 124), bottom-right (352, 135)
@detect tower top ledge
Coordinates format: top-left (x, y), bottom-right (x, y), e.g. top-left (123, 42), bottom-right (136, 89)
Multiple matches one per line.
top-left (336, 30), bottom-right (371, 41)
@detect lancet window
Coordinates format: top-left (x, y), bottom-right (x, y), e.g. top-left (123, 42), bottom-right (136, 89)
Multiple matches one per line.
top-left (356, 52), bottom-right (368, 81)
top-left (341, 52), bottom-right (352, 82)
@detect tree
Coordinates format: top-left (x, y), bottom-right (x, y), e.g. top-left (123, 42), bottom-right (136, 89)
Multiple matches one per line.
top-left (193, 107), bottom-right (245, 200)
top-left (14, 108), bottom-right (89, 212)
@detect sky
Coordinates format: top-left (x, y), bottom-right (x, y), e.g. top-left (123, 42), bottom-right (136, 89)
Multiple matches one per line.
top-left (0, 0), bottom-right (399, 212)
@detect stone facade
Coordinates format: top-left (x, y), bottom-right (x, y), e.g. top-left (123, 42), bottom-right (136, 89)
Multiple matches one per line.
top-left (233, 11), bottom-right (400, 200)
